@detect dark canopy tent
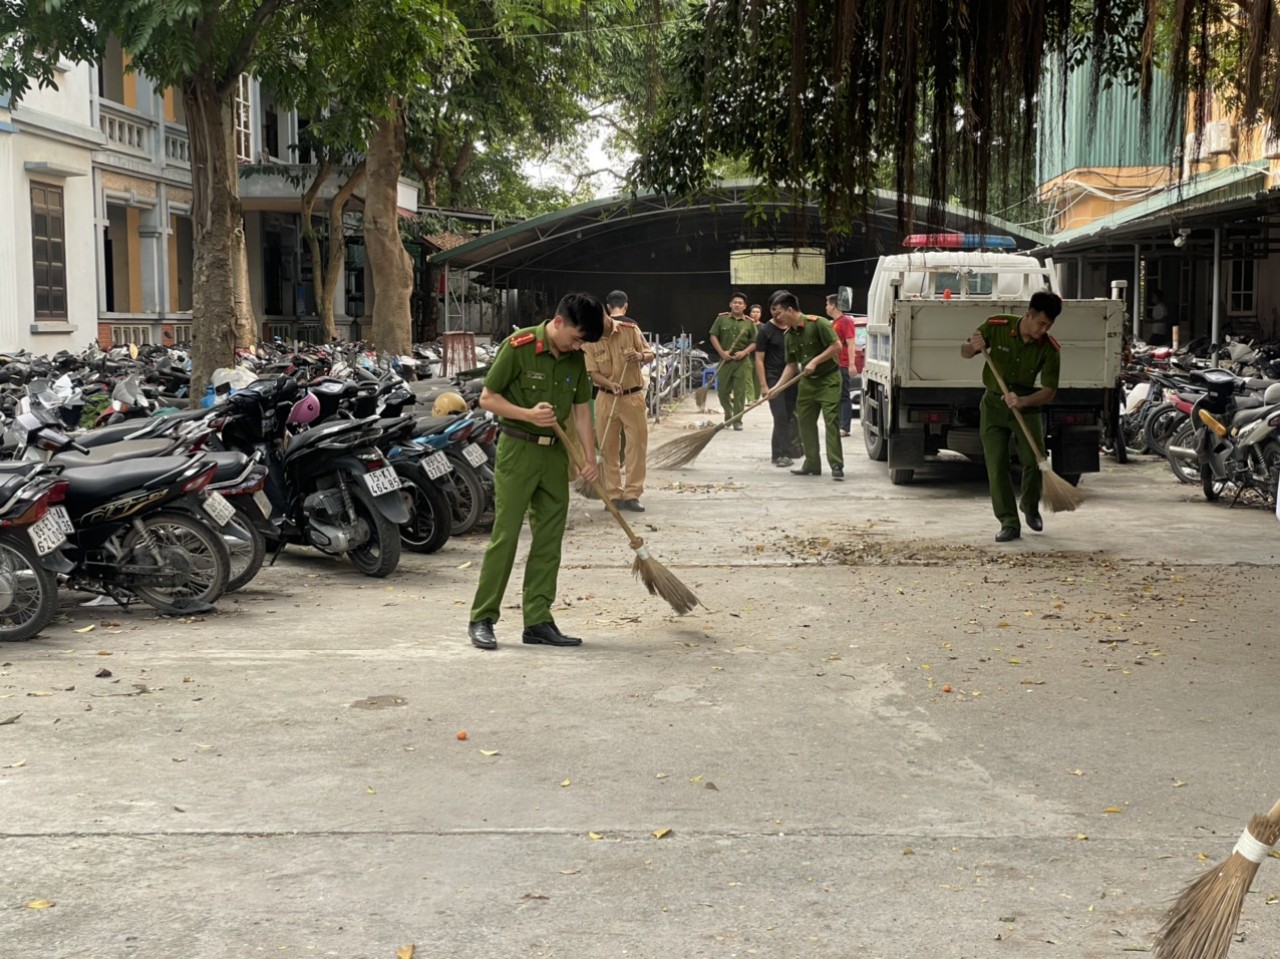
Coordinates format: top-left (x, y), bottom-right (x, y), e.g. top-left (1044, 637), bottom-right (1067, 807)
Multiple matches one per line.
top-left (431, 181), bottom-right (1049, 340)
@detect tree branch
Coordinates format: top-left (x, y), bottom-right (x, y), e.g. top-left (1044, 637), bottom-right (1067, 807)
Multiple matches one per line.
top-left (217, 0), bottom-right (297, 95)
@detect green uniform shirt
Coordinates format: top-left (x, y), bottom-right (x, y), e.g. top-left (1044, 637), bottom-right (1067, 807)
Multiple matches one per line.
top-left (978, 314), bottom-right (1061, 395)
top-left (785, 315), bottom-right (839, 378)
top-left (709, 312), bottom-right (756, 358)
top-left (484, 322), bottom-right (592, 436)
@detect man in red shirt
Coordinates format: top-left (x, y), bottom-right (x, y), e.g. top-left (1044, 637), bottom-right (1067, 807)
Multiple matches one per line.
top-left (825, 294), bottom-right (858, 437)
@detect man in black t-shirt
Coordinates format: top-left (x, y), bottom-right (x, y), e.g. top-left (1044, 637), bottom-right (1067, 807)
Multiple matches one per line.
top-left (754, 290), bottom-right (804, 466)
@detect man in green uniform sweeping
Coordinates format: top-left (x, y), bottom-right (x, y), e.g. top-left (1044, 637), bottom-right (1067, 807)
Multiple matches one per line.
top-left (769, 291), bottom-right (844, 480)
top-left (468, 293), bottom-right (605, 650)
top-left (961, 290), bottom-right (1063, 542)
top-left (708, 292), bottom-right (757, 429)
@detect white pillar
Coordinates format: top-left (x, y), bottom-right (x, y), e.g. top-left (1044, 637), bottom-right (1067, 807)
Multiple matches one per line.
top-left (1132, 244), bottom-right (1141, 338)
top-left (1211, 228), bottom-right (1222, 346)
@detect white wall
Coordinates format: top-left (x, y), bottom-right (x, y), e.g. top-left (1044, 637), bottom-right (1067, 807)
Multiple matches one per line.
top-left (0, 63), bottom-right (100, 352)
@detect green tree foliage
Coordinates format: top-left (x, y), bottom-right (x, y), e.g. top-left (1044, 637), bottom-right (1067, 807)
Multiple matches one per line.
top-left (632, 0), bottom-right (1280, 230)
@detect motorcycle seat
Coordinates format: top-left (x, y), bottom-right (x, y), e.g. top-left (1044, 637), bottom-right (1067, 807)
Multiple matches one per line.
top-left (281, 417), bottom-right (382, 462)
top-left (75, 421), bottom-right (154, 448)
top-left (59, 455), bottom-right (205, 510)
top-left (51, 438), bottom-right (177, 467)
top-left (1233, 395), bottom-right (1264, 411)
top-left (413, 415), bottom-right (459, 437)
top-left (1230, 405), bottom-right (1277, 428)
top-left (1245, 378), bottom-right (1280, 392)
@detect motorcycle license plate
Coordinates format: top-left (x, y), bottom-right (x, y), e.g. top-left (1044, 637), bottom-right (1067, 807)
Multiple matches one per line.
top-left (363, 466), bottom-right (401, 497)
top-left (253, 489), bottom-right (273, 519)
top-left (28, 512), bottom-right (66, 556)
top-left (421, 452), bottom-right (452, 480)
top-left (201, 491), bottom-right (236, 526)
top-left (49, 505), bottom-right (74, 535)
top-left (462, 442), bottom-right (487, 468)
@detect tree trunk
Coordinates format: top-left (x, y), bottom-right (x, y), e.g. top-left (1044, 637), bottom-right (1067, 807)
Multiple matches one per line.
top-left (322, 161), bottom-right (367, 342)
top-left (301, 158), bottom-right (331, 338)
top-left (447, 137), bottom-right (476, 200)
top-left (183, 74), bottom-right (256, 402)
top-left (364, 101), bottom-right (414, 356)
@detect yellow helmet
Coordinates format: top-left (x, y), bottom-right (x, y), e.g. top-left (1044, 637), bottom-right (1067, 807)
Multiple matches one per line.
top-left (432, 391), bottom-right (468, 416)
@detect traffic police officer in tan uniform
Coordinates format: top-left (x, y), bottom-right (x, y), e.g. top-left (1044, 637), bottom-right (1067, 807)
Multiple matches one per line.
top-left (468, 293), bottom-right (605, 650)
top-left (961, 290), bottom-right (1063, 542)
top-left (584, 290), bottom-right (654, 512)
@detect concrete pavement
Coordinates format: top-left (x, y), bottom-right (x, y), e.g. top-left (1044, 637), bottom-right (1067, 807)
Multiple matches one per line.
top-left (2, 401), bottom-right (1278, 958)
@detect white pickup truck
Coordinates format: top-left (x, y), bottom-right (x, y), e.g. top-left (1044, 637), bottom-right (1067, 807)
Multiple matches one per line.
top-left (848, 247), bottom-right (1125, 485)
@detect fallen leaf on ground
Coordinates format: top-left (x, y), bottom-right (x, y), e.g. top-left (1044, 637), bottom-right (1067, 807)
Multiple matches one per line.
top-left (396, 946), bottom-right (415, 959)
top-left (588, 832), bottom-right (603, 840)
top-left (457, 561), bottom-right (472, 570)
top-left (26, 900), bottom-right (54, 909)
top-left (480, 750), bottom-right (500, 757)
top-left (560, 779), bottom-right (571, 787)
top-left (4, 758), bottom-right (27, 768)
top-left (652, 827), bottom-right (672, 839)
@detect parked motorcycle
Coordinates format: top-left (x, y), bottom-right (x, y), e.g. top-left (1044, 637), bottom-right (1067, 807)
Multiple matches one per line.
top-left (0, 462), bottom-right (71, 641)
top-left (220, 377), bottom-right (408, 577)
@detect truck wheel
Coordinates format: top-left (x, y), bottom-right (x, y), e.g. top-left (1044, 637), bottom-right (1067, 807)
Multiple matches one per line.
top-left (862, 386), bottom-right (887, 461)
top-left (888, 468), bottom-right (914, 485)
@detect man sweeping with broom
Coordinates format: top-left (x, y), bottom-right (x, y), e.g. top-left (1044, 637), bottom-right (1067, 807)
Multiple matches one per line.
top-left (467, 293), bottom-right (605, 651)
top-left (961, 290), bottom-right (1065, 543)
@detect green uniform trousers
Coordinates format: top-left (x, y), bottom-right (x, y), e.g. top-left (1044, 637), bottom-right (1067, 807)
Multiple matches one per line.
top-left (979, 391), bottom-right (1043, 529)
top-left (795, 371), bottom-right (844, 473)
top-left (470, 435), bottom-right (570, 627)
top-left (716, 358), bottom-right (752, 423)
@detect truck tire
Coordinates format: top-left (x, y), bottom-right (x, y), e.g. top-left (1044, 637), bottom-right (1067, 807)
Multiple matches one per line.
top-left (862, 385), bottom-right (887, 461)
top-left (888, 468), bottom-right (914, 485)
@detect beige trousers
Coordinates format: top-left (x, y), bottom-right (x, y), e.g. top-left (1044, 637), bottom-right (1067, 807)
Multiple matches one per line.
top-left (596, 392), bottom-right (649, 500)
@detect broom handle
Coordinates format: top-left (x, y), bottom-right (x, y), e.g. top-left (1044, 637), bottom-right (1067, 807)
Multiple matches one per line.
top-left (980, 346), bottom-right (1050, 462)
top-left (551, 419), bottom-right (643, 548)
top-left (720, 366), bottom-right (805, 429)
top-left (1268, 798), bottom-right (1280, 824)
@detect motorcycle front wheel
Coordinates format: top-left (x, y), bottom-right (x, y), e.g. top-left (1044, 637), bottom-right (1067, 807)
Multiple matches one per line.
top-left (346, 486), bottom-right (401, 578)
top-left (0, 535), bottom-right (59, 642)
top-left (223, 502), bottom-right (267, 591)
top-left (123, 510), bottom-right (230, 613)
top-left (397, 470), bottom-right (452, 554)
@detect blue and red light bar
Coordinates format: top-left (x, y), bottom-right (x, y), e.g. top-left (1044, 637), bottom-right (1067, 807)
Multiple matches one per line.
top-left (902, 233), bottom-right (1017, 250)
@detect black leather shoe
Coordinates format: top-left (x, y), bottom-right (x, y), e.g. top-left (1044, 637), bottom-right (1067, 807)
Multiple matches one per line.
top-left (522, 622), bottom-right (583, 647)
top-left (1024, 508), bottom-right (1043, 532)
top-left (468, 619), bottom-right (497, 650)
top-left (623, 498), bottom-right (645, 512)
top-left (547, 619), bottom-right (581, 642)
top-left (994, 526), bottom-right (1021, 543)
top-left (832, 468), bottom-right (844, 481)
top-left (607, 499), bottom-right (624, 511)
top-left (790, 468), bottom-right (820, 476)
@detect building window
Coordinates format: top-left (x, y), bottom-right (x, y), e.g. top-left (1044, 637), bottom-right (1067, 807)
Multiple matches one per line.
top-left (1228, 259), bottom-right (1256, 315)
top-left (111, 325), bottom-right (152, 346)
top-left (234, 74), bottom-right (253, 163)
top-left (170, 323), bottom-right (193, 345)
top-left (32, 184), bottom-right (68, 319)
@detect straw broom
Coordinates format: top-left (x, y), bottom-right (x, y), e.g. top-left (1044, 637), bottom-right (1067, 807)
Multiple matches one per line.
top-left (1154, 798), bottom-right (1280, 959)
top-left (980, 346), bottom-right (1084, 512)
top-left (551, 420), bottom-right (701, 615)
top-left (651, 367), bottom-right (804, 470)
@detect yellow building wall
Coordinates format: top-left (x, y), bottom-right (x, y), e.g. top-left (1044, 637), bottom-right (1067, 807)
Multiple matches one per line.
top-left (122, 52), bottom-right (137, 110)
top-left (163, 88), bottom-right (177, 123)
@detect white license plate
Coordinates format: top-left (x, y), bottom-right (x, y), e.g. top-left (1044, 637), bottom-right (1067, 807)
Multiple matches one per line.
top-left (363, 466), bottom-right (401, 497)
top-left (201, 491), bottom-right (236, 526)
top-left (253, 489), bottom-right (273, 519)
top-left (48, 505), bottom-right (74, 535)
top-left (28, 512), bottom-right (66, 556)
top-left (462, 442), bottom-right (487, 467)
top-left (421, 451), bottom-right (452, 480)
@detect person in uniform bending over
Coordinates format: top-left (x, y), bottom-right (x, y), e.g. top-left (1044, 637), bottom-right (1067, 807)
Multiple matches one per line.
top-left (584, 290), bottom-right (654, 513)
top-left (467, 293), bottom-right (605, 650)
top-left (960, 290), bottom-right (1063, 543)
top-left (768, 291), bottom-right (844, 481)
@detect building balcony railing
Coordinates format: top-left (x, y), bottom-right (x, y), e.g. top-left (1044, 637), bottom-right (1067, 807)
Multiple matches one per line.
top-left (164, 128), bottom-right (190, 168)
top-left (98, 102), bottom-right (154, 159)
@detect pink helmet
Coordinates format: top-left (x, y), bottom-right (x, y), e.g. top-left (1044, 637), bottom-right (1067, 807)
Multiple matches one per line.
top-left (286, 393), bottom-right (321, 427)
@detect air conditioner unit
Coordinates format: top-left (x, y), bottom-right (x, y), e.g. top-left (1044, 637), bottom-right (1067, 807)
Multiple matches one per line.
top-left (1207, 119), bottom-right (1234, 155)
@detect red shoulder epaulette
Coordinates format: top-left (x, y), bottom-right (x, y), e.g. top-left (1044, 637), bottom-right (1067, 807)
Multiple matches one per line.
top-left (986, 317), bottom-right (1009, 326)
top-left (1047, 335), bottom-right (1061, 351)
top-left (509, 332), bottom-right (536, 348)
top-left (616, 319), bottom-right (637, 328)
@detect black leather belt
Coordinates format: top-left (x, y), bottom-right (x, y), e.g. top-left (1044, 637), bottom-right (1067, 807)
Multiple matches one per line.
top-left (500, 424), bottom-right (558, 446)
top-left (614, 386), bottom-right (643, 395)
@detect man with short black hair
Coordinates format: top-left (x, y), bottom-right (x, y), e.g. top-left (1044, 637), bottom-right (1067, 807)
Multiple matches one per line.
top-left (708, 292), bottom-right (757, 428)
top-left (585, 290), bottom-right (653, 512)
top-left (769, 292), bottom-right (845, 481)
top-left (961, 290), bottom-right (1063, 542)
top-left (468, 292), bottom-right (605, 650)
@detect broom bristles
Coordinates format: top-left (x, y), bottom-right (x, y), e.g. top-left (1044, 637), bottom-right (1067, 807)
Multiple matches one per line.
top-left (649, 425), bottom-right (721, 470)
top-left (1040, 463), bottom-right (1085, 512)
top-left (1154, 811), bottom-right (1280, 959)
top-left (572, 475), bottom-right (599, 499)
top-left (631, 551), bottom-right (700, 615)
